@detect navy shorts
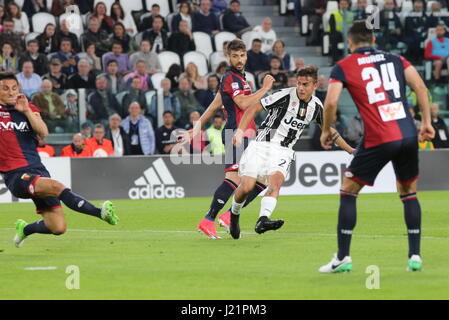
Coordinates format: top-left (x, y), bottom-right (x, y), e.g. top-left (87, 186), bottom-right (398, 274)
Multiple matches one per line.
top-left (222, 129), bottom-right (250, 172)
top-left (345, 137), bottom-right (419, 186)
top-left (3, 165), bottom-right (61, 214)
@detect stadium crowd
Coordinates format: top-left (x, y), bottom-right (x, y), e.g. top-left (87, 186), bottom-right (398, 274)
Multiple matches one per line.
top-left (1, 0), bottom-right (448, 158)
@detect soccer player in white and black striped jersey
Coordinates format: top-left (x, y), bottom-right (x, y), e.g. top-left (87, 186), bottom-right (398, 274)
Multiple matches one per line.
top-left (230, 66), bottom-right (354, 239)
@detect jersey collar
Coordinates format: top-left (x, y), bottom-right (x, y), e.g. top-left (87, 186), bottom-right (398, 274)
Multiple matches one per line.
top-left (353, 46), bottom-right (376, 54)
top-left (227, 66), bottom-right (245, 77)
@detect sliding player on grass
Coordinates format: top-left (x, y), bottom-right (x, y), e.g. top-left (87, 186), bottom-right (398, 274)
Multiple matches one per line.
top-left (319, 21), bottom-right (435, 273)
top-left (230, 66), bottom-right (354, 239)
top-left (0, 73), bottom-right (119, 248)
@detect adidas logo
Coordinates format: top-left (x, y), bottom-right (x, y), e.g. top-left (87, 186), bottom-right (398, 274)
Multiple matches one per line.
top-left (128, 158), bottom-right (185, 200)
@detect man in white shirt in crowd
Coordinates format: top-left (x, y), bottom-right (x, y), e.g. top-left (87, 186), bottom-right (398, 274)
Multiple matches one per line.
top-left (253, 17), bottom-right (277, 53)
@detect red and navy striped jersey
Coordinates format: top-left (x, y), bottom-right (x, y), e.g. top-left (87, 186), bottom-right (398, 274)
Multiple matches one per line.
top-left (0, 103), bottom-right (43, 173)
top-left (219, 67), bottom-right (257, 137)
top-left (330, 46), bottom-right (417, 148)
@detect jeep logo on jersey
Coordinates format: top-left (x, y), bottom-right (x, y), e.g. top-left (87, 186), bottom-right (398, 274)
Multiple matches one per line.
top-left (128, 158), bottom-right (185, 199)
top-left (283, 116), bottom-right (308, 130)
top-left (0, 121), bottom-right (30, 132)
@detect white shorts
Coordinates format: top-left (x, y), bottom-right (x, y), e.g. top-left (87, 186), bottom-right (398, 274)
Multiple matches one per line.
top-left (238, 141), bottom-right (295, 181)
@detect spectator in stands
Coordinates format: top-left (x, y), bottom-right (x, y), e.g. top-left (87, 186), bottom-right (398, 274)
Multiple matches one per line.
top-left (17, 61), bottom-right (42, 98)
top-left (196, 74), bottom-right (219, 110)
top-left (175, 77), bottom-right (203, 127)
top-left (32, 79), bottom-right (66, 132)
top-left (22, 0), bottom-right (49, 18)
top-left (404, 0), bottom-right (429, 64)
top-left (36, 23), bottom-right (59, 54)
top-left (431, 103), bottom-right (449, 148)
top-left (42, 57), bottom-right (67, 94)
top-left (122, 76), bottom-right (149, 116)
top-left (124, 60), bottom-right (153, 91)
top-left (0, 19), bottom-right (23, 53)
top-left (139, 3), bottom-right (168, 32)
top-left (37, 136), bottom-right (55, 159)
top-left (172, 1), bottom-right (193, 33)
top-left (81, 122), bottom-right (92, 139)
top-left (192, 0), bottom-right (220, 35)
top-left (90, 1), bottom-right (114, 34)
top-left (180, 62), bottom-right (207, 90)
top-left (269, 40), bottom-right (294, 71)
top-left (212, 0), bottom-right (228, 14)
top-left (129, 40), bottom-right (162, 74)
top-left (150, 78), bottom-right (181, 125)
top-left (246, 38), bottom-right (269, 75)
top-left (122, 102), bottom-right (156, 155)
top-left (347, 115), bottom-right (364, 147)
top-left (166, 63), bottom-right (182, 92)
top-left (0, 5), bottom-right (5, 28)
top-left (105, 113), bottom-right (131, 156)
top-left (104, 59), bottom-right (125, 94)
top-left (328, 0), bottom-right (354, 64)
top-left (85, 123), bottom-right (115, 157)
top-left (425, 24), bottom-right (449, 81)
top-left (88, 74), bottom-right (123, 122)
top-left (376, 0), bottom-right (403, 52)
top-left (19, 40), bottom-right (49, 76)
top-left (427, 2), bottom-right (448, 29)
top-left (168, 20), bottom-right (196, 57)
top-left (315, 74), bottom-right (328, 103)
top-left (61, 89), bottom-right (79, 129)
top-left (302, 0), bottom-right (327, 46)
top-left (206, 112), bottom-right (225, 155)
top-left (353, 0), bottom-right (369, 20)
top-left (7, 2), bottom-right (29, 35)
top-left (60, 133), bottom-right (93, 158)
top-left (110, 2), bottom-right (137, 36)
top-left (293, 57), bottom-right (305, 74)
top-left (259, 56), bottom-right (287, 90)
top-left (103, 41), bottom-right (130, 75)
top-left (67, 59), bottom-right (96, 89)
top-left (0, 42), bottom-right (18, 73)
top-left (81, 17), bottom-right (111, 57)
top-left (155, 110), bottom-right (184, 154)
top-left (142, 16), bottom-right (168, 53)
top-left (57, 19), bottom-right (80, 53)
top-left (223, 0), bottom-right (251, 36)
top-left (79, 42), bottom-right (102, 71)
top-left (187, 111), bottom-right (207, 153)
top-left (53, 38), bottom-right (79, 75)
top-left (110, 22), bottom-right (136, 54)
top-left (51, 0), bottom-right (75, 17)
top-left (215, 60), bottom-right (228, 78)
top-left (253, 17), bottom-right (277, 53)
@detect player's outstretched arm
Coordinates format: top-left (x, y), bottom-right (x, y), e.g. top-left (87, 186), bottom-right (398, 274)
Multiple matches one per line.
top-left (233, 75), bottom-right (275, 110)
top-left (321, 81), bottom-right (344, 150)
top-left (329, 127), bottom-right (355, 154)
top-left (15, 94), bottom-right (49, 138)
top-left (233, 102), bottom-right (263, 147)
top-left (188, 91), bottom-right (223, 141)
top-left (404, 66), bottom-right (435, 142)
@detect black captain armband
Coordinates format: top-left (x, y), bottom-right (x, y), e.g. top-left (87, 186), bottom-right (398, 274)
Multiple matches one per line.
top-left (331, 132), bottom-right (340, 143)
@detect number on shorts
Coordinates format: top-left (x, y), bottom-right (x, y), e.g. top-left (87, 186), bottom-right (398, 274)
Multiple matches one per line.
top-left (278, 159), bottom-right (287, 167)
top-left (362, 62), bottom-right (400, 104)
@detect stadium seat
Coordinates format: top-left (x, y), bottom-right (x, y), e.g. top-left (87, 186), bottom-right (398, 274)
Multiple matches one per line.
top-left (183, 51), bottom-right (209, 76)
top-left (115, 91), bottom-right (128, 106)
top-left (145, 90), bottom-right (156, 107)
top-left (166, 12), bottom-right (177, 32)
top-left (209, 51), bottom-right (227, 72)
top-left (158, 51), bottom-right (181, 73)
top-left (241, 31), bottom-right (257, 49)
top-left (245, 72), bottom-right (256, 91)
top-left (193, 32), bottom-right (213, 59)
top-left (145, 0), bottom-right (171, 17)
top-left (93, 0), bottom-right (116, 15)
top-left (59, 12), bottom-right (84, 39)
top-left (401, 1), bottom-right (413, 13)
top-left (326, 1), bottom-right (338, 13)
top-left (214, 32), bottom-right (236, 53)
top-left (32, 12), bottom-right (57, 33)
top-left (134, 32), bottom-right (144, 46)
top-left (121, 0), bottom-right (144, 15)
top-left (24, 32), bottom-right (40, 45)
top-left (101, 52), bottom-right (113, 70)
top-left (151, 72), bottom-right (166, 90)
top-left (427, 1), bottom-right (437, 12)
top-left (15, 0), bottom-right (24, 7)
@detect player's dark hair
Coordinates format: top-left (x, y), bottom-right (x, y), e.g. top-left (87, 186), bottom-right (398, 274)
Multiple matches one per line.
top-left (0, 72), bottom-right (18, 84)
top-left (348, 20), bottom-right (374, 45)
top-left (227, 39), bottom-right (246, 54)
top-left (296, 65), bottom-right (319, 82)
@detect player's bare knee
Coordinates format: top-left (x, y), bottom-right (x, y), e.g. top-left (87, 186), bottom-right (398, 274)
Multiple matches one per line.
top-left (51, 223), bottom-right (67, 236)
top-left (50, 180), bottom-right (66, 196)
top-left (397, 183), bottom-right (416, 196)
top-left (341, 178), bottom-right (362, 195)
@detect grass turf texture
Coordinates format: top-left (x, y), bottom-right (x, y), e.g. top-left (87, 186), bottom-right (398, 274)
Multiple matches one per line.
top-left (1, 191), bottom-right (449, 300)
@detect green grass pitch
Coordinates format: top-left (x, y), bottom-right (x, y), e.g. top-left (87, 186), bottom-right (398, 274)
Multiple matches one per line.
top-left (1, 191), bottom-right (449, 300)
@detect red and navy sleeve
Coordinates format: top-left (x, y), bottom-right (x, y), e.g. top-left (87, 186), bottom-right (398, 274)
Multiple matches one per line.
top-left (329, 63), bottom-right (347, 85)
top-left (399, 55), bottom-right (412, 70)
top-left (220, 73), bottom-right (245, 100)
top-left (29, 102), bottom-right (41, 114)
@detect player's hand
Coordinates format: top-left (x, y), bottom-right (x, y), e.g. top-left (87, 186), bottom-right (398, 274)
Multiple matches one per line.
top-left (15, 94), bottom-right (31, 114)
top-left (262, 74), bottom-right (275, 91)
top-left (419, 123), bottom-right (435, 142)
top-left (179, 129), bottom-right (193, 144)
top-left (233, 129), bottom-right (244, 147)
top-left (320, 129), bottom-right (333, 150)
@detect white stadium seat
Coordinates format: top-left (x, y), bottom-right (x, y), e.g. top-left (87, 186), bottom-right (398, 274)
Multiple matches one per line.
top-left (15, 0), bottom-right (24, 7)
top-left (32, 12), bottom-right (57, 34)
top-left (166, 12), bottom-right (177, 32)
top-left (151, 72), bottom-right (166, 90)
top-left (245, 72), bottom-right (256, 92)
top-left (214, 31), bottom-right (236, 52)
top-left (183, 51), bottom-right (209, 76)
top-left (158, 51), bottom-right (181, 73)
top-left (193, 32), bottom-right (213, 59)
top-left (59, 12), bottom-right (84, 38)
top-left (93, 0), bottom-right (116, 15)
top-left (241, 30), bottom-right (257, 49)
top-left (209, 51), bottom-right (227, 72)
top-left (145, 90), bottom-right (157, 107)
top-left (145, 0), bottom-right (170, 17)
top-left (24, 32), bottom-right (40, 45)
top-left (326, 1), bottom-right (338, 13)
top-left (121, 0), bottom-right (144, 15)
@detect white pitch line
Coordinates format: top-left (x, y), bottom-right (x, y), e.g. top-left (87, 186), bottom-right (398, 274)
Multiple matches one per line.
top-left (1, 228), bottom-right (448, 240)
top-left (24, 266), bottom-right (58, 271)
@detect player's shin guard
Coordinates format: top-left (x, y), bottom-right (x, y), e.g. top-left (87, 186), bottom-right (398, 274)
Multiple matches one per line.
top-left (58, 188), bottom-right (101, 218)
top-left (243, 182), bottom-right (267, 208)
top-left (337, 191), bottom-right (358, 261)
top-left (205, 179), bottom-right (237, 220)
top-left (259, 196), bottom-right (277, 219)
top-left (231, 195), bottom-right (245, 216)
top-left (24, 220), bottom-right (52, 236)
top-left (401, 193), bottom-right (421, 258)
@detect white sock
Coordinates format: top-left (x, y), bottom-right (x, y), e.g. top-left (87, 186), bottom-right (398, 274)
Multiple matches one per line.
top-left (231, 196), bottom-right (245, 215)
top-left (259, 197), bottom-right (277, 219)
